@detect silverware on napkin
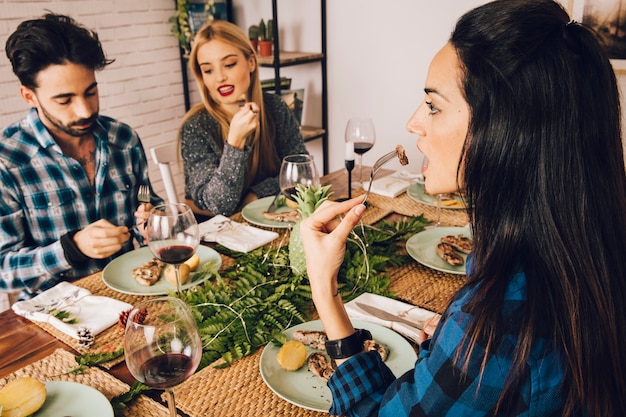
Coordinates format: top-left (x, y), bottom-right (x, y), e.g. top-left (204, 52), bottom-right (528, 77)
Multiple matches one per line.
top-left (355, 302), bottom-right (424, 329)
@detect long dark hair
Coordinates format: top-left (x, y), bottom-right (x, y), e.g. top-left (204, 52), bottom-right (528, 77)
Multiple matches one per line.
top-left (5, 13), bottom-right (113, 89)
top-left (451, 0), bottom-right (626, 415)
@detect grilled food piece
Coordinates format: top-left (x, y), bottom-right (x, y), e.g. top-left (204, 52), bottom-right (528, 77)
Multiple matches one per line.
top-left (436, 242), bottom-right (465, 266)
top-left (307, 352), bottom-right (336, 381)
top-left (261, 209), bottom-right (301, 223)
top-left (440, 234), bottom-right (472, 254)
top-left (396, 145), bottom-right (409, 166)
top-left (364, 339), bottom-right (389, 361)
top-left (131, 258), bottom-right (166, 286)
top-left (292, 329), bottom-right (328, 350)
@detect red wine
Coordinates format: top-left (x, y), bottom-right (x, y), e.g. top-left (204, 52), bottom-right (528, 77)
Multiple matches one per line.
top-left (157, 245), bottom-right (194, 264)
top-left (354, 142), bottom-right (373, 155)
top-left (139, 353), bottom-right (195, 388)
top-left (282, 186), bottom-right (298, 201)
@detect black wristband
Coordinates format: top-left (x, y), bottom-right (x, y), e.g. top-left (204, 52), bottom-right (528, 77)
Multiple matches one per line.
top-left (325, 328), bottom-right (372, 359)
top-left (60, 230), bottom-right (92, 266)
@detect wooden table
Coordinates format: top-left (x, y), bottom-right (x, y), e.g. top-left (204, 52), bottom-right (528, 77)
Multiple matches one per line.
top-left (0, 168), bottom-right (469, 416)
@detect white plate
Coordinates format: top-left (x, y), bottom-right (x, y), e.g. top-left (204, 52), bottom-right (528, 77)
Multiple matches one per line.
top-left (241, 196), bottom-right (297, 229)
top-left (259, 319), bottom-right (417, 412)
top-left (406, 183), bottom-right (466, 209)
top-left (406, 226), bottom-right (471, 275)
top-left (102, 245), bottom-right (221, 296)
top-left (33, 381), bottom-right (113, 417)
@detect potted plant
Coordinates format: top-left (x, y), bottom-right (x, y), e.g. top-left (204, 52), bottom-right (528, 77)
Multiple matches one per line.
top-left (257, 18), bottom-right (274, 57)
top-left (248, 24), bottom-right (259, 53)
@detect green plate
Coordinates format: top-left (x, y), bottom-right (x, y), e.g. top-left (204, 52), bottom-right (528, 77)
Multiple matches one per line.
top-left (406, 183), bottom-right (466, 209)
top-left (241, 196), bottom-right (297, 229)
top-left (34, 381), bottom-right (113, 417)
top-left (259, 319), bottom-right (417, 412)
top-left (102, 245), bottom-right (221, 296)
top-left (406, 226), bottom-right (472, 275)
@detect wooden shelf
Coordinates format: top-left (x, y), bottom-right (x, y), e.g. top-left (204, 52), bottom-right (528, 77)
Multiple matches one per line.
top-left (257, 51), bottom-right (324, 67)
top-left (301, 125), bottom-right (325, 142)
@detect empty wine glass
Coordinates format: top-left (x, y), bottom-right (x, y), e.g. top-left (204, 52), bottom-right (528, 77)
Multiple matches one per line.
top-left (345, 117), bottom-right (376, 189)
top-left (146, 203), bottom-right (200, 294)
top-left (279, 154), bottom-right (320, 206)
top-left (421, 157), bottom-right (443, 228)
top-left (124, 296), bottom-right (202, 417)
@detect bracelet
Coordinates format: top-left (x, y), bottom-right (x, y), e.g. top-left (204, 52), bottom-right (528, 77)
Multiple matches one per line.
top-left (325, 328), bottom-right (372, 359)
top-left (60, 230), bottom-right (93, 266)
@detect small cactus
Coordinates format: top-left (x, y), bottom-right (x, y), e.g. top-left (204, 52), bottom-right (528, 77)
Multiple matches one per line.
top-left (258, 18), bottom-right (273, 41)
top-left (248, 24), bottom-right (259, 40)
top-left (267, 19), bottom-right (274, 41)
top-left (258, 19), bottom-right (266, 41)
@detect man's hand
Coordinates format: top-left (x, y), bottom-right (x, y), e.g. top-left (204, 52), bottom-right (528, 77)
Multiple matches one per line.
top-left (73, 219), bottom-right (130, 259)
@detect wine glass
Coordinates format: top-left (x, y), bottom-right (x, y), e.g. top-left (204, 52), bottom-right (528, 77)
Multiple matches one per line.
top-left (124, 296), bottom-right (202, 417)
top-left (279, 154), bottom-right (320, 207)
top-left (345, 117), bottom-right (376, 189)
top-left (146, 203), bottom-right (200, 294)
top-left (420, 157), bottom-right (443, 228)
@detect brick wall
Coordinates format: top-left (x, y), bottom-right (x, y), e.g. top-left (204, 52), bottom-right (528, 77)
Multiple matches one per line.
top-left (0, 0), bottom-right (191, 202)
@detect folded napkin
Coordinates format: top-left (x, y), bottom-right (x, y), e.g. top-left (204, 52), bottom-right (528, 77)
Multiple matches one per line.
top-left (12, 281), bottom-right (132, 340)
top-left (364, 171), bottom-right (415, 198)
top-left (198, 215), bottom-right (279, 253)
top-left (345, 292), bottom-right (440, 344)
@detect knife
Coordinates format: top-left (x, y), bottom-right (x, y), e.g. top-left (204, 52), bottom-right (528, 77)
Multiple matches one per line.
top-left (355, 302), bottom-right (425, 330)
top-left (266, 192), bottom-right (282, 213)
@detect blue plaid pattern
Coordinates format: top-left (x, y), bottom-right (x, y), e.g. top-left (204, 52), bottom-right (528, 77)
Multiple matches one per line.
top-left (327, 271), bottom-right (566, 416)
top-left (0, 108), bottom-right (159, 298)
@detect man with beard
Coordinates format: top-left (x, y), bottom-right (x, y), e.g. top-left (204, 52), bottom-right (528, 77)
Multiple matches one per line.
top-left (0, 13), bottom-right (161, 305)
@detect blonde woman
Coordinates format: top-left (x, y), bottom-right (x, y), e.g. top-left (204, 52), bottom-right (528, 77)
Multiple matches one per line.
top-left (180, 20), bottom-right (307, 217)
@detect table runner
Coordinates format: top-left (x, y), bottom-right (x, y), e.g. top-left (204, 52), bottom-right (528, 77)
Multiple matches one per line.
top-left (0, 348), bottom-right (171, 417)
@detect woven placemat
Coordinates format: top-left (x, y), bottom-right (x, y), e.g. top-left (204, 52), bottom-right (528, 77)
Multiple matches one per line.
top-left (175, 349), bottom-right (327, 417)
top-left (0, 348), bottom-right (171, 417)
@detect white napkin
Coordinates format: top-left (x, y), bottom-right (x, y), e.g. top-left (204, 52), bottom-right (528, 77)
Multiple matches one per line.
top-left (364, 171), bottom-right (414, 198)
top-left (198, 215), bottom-right (279, 253)
top-left (12, 281), bottom-right (132, 340)
top-left (345, 292), bottom-right (440, 344)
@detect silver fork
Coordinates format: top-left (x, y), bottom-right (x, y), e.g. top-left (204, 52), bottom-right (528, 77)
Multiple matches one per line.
top-left (131, 184), bottom-right (151, 247)
top-left (362, 150), bottom-right (399, 205)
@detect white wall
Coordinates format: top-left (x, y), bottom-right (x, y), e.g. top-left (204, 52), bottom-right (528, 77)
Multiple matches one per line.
top-left (1, 0), bottom-right (622, 200)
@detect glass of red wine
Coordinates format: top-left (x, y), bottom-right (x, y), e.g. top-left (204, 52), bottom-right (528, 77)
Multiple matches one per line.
top-left (279, 154), bottom-right (320, 208)
top-left (124, 296), bottom-right (202, 417)
top-left (345, 117), bottom-right (376, 189)
top-left (146, 203), bottom-right (200, 294)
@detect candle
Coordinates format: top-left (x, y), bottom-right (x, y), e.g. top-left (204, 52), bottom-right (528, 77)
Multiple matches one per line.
top-left (345, 142), bottom-right (355, 161)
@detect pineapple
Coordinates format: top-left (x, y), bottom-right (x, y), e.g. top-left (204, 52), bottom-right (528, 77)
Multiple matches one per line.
top-left (288, 184), bottom-right (333, 275)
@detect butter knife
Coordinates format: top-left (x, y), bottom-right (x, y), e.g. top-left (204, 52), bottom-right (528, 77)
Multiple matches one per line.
top-left (355, 302), bottom-right (424, 329)
top-left (266, 192), bottom-right (282, 213)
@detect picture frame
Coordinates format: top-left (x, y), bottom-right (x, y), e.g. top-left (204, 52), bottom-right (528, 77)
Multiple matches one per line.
top-left (570, 0), bottom-right (626, 72)
top-left (279, 89), bottom-right (305, 125)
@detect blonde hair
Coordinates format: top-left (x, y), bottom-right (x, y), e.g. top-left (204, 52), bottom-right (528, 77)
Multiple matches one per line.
top-left (182, 20), bottom-right (278, 188)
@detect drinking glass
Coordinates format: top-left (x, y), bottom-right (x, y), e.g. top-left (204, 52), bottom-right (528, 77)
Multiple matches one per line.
top-left (146, 203), bottom-right (200, 294)
top-left (279, 154), bottom-right (320, 206)
top-left (345, 117), bottom-right (376, 188)
top-left (124, 296), bottom-right (202, 417)
top-left (421, 157), bottom-right (443, 228)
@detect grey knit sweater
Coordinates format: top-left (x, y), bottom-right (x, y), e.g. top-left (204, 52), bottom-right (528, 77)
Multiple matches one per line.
top-left (180, 92), bottom-right (308, 216)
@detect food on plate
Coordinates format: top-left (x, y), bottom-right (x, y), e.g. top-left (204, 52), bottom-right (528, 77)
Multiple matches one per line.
top-left (284, 198), bottom-right (299, 209)
top-left (276, 340), bottom-right (308, 371)
top-left (261, 209), bottom-right (301, 223)
top-left (396, 145), bottom-right (409, 166)
top-left (364, 339), bottom-right (389, 361)
top-left (440, 234), bottom-right (472, 254)
top-left (292, 329), bottom-right (328, 350)
top-left (164, 263), bottom-right (191, 285)
top-left (184, 253), bottom-right (201, 271)
top-left (0, 377), bottom-right (47, 417)
top-left (307, 352), bottom-right (336, 381)
top-left (436, 242), bottom-right (465, 266)
top-left (439, 198), bottom-right (465, 207)
top-left (131, 258), bottom-right (166, 286)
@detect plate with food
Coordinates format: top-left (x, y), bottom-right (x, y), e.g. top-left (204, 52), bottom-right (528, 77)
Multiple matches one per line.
top-left (406, 226), bottom-right (472, 275)
top-left (259, 319), bottom-right (417, 412)
top-left (0, 378), bottom-right (113, 417)
top-left (102, 245), bottom-right (221, 296)
top-left (406, 183), bottom-right (467, 209)
top-left (241, 196), bottom-right (300, 229)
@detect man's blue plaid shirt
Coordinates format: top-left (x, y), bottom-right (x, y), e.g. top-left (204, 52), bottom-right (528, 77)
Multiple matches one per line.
top-left (327, 269), bottom-right (566, 416)
top-left (0, 108), bottom-right (158, 298)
